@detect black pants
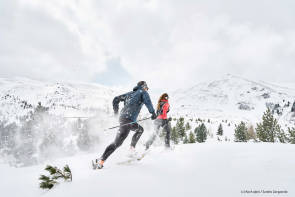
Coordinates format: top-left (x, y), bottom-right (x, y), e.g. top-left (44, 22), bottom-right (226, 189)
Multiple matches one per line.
top-left (145, 119), bottom-right (171, 150)
top-left (101, 117), bottom-right (144, 161)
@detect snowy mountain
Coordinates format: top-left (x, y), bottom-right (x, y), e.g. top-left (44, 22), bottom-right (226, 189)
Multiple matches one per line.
top-left (0, 77), bottom-right (119, 123)
top-left (1, 75), bottom-right (294, 124)
top-left (171, 74), bottom-right (295, 124)
top-left (1, 76), bottom-right (295, 197)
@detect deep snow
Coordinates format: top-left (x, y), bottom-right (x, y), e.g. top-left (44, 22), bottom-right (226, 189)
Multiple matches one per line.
top-left (1, 142), bottom-right (294, 197)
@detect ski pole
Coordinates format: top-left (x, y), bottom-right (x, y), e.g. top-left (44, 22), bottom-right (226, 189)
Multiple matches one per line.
top-left (105, 117), bottom-right (151, 131)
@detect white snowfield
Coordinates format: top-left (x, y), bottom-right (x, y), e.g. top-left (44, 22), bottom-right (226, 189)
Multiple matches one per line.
top-left (0, 75), bottom-right (295, 197)
top-left (1, 142), bottom-right (294, 197)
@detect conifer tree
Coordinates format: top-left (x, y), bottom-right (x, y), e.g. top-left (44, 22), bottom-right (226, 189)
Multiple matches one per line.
top-left (36, 102), bottom-right (49, 114)
top-left (256, 108), bottom-right (283, 142)
top-left (277, 129), bottom-right (286, 143)
top-left (234, 121), bottom-right (247, 142)
top-left (188, 131), bottom-right (196, 143)
top-left (185, 122), bottom-right (191, 131)
top-left (217, 123), bottom-right (223, 136)
top-left (195, 123), bottom-right (207, 143)
top-left (183, 132), bottom-right (189, 144)
top-left (288, 127), bottom-right (295, 144)
top-left (176, 117), bottom-right (185, 140)
top-left (171, 126), bottom-right (179, 145)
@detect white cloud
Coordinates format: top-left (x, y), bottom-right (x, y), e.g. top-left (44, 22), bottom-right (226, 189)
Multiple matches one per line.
top-left (1, 0), bottom-right (295, 89)
top-left (0, 0), bottom-right (108, 82)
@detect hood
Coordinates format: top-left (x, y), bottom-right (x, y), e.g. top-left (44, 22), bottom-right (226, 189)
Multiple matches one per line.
top-left (133, 85), bottom-right (143, 91)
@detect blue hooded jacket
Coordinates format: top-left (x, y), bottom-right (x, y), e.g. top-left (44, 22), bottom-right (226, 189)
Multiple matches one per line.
top-left (113, 85), bottom-right (155, 122)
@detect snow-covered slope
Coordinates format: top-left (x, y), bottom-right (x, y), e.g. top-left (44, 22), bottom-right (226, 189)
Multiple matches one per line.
top-left (171, 74), bottom-right (295, 123)
top-left (0, 77), bottom-right (119, 123)
top-left (1, 143), bottom-right (294, 197)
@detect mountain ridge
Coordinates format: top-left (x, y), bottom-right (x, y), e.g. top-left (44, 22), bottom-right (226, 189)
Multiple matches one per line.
top-left (170, 74), bottom-right (294, 124)
top-left (0, 75), bottom-right (294, 124)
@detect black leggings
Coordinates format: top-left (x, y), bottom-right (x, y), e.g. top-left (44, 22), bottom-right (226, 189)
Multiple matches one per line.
top-left (101, 118), bottom-right (144, 161)
top-left (145, 119), bottom-right (171, 150)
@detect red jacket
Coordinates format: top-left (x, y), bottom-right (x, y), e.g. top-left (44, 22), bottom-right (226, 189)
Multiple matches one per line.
top-left (157, 99), bottom-right (170, 120)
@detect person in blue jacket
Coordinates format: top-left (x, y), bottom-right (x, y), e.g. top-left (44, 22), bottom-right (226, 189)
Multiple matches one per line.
top-left (93, 81), bottom-right (157, 169)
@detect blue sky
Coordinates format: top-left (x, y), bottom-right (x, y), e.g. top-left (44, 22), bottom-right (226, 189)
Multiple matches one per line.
top-left (94, 57), bottom-right (132, 86)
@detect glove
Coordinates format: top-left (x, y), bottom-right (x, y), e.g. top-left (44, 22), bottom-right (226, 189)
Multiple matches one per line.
top-left (151, 112), bottom-right (157, 120)
top-left (168, 117), bottom-right (172, 122)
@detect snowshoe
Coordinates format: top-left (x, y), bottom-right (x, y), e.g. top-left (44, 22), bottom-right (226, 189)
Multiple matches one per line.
top-left (118, 150), bottom-right (150, 165)
top-left (92, 159), bottom-right (104, 170)
top-left (127, 146), bottom-right (139, 158)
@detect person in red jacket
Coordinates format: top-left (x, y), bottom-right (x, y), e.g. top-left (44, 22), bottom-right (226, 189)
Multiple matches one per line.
top-left (145, 93), bottom-right (172, 150)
